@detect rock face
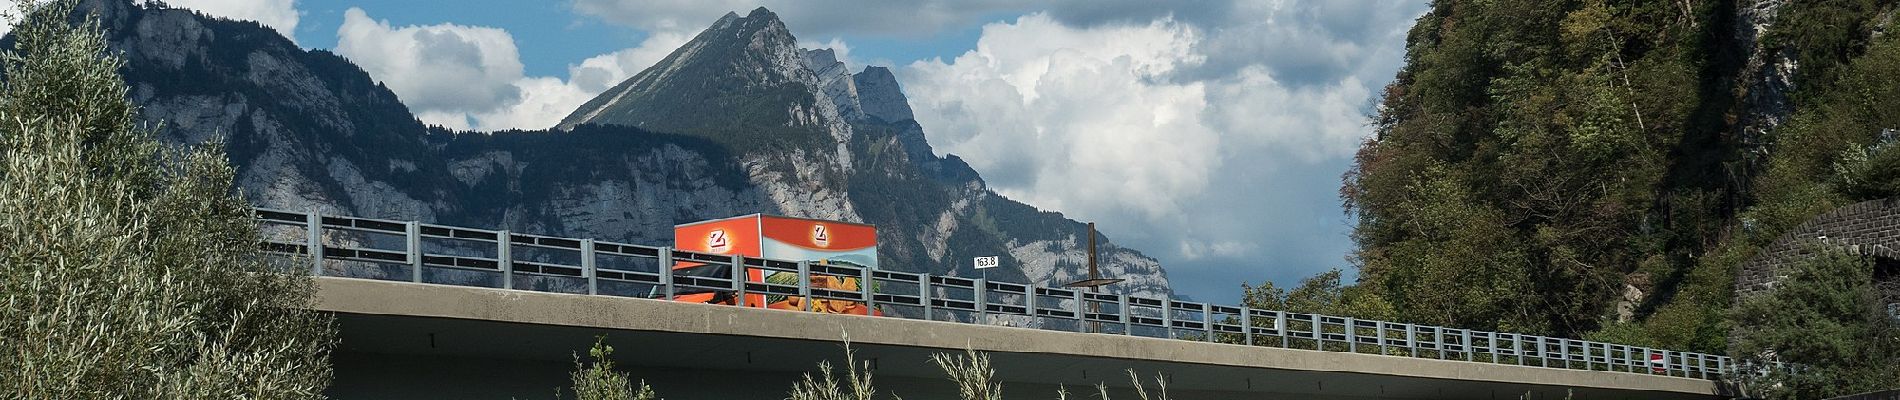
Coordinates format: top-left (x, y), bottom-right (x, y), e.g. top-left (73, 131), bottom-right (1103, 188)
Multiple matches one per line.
top-left (854, 66), bottom-right (914, 123)
top-left (1733, 0), bottom-right (1797, 168)
top-left (71, 1), bottom-right (1173, 298)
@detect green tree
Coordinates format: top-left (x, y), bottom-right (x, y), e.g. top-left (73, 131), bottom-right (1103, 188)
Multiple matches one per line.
top-left (1245, 269), bottom-right (1396, 321)
top-left (565, 337), bottom-right (658, 400)
top-left (1729, 247), bottom-right (1900, 399)
top-left (0, 1), bottom-right (335, 398)
top-left (1345, 0), bottom-right (1900, 354)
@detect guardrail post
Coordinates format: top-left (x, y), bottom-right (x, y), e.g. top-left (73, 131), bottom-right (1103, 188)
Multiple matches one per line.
top-left (1276, 311), bottom-right (1288, 347)
top-left (730, 255), bottom-right (746, 307)
top-left (1310, 313), bottom-right (1323, 350)
top-left (1515, 335), bottom-right (1526, 365)
top-left (922, 275), bottom-right (934, 321)
top-left (797, 261), bottom-right (812, 312)
top-left (1162, 301), bottom-right (1175, 339)
top-left (859, 265), bottom-right (873, 316)
top-left (1406, 324), bottom-right (1417, 357)
top-left (498, 230), bottom-right (513, 290)
top-left (659, 247), bottom-right (675, 300)
top-left (1560, 339), bottom-right (1571, 369)
top-left (1463, 331), bottom-right (1472, 362)
top-left (1026, 287), bottom-right (1038, 321)
top-left (582, 239), bottom-right (597, 295)
top-left (1375, 321), bottom-right (1386, 354)
top-left (1487, 332), bottom-right (1499, 363)
top-left (305, 210), bottom-right (323, 276)
top-left (975, 277), bottom-right (989, 324)
top-left (406, 221), bottom-right (421, 283)
top-left (1433, 327), bottom-right (1446, 359)
top-left (1072, 290), bottom-right (1085, 333)
top-left (1201, 303), bottom-right (1214, 342)
top-left (1118, 295), bottom-right (1131, 335)
top-left (1241, 307), bottom-right (1253, 346)
top-left (1345, 317), bottom-right (1357, 353)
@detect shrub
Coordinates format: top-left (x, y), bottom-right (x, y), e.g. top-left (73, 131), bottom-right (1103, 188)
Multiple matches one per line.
top-left (0, 1), bottom-right (335, 398)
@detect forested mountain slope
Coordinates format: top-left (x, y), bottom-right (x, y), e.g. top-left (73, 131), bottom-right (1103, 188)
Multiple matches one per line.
top-left (1344, 0), bottom-right (1900, 355)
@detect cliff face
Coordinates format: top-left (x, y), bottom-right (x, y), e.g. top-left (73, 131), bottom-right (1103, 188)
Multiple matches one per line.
top-left (73, 1), bottom-right (1172, 297)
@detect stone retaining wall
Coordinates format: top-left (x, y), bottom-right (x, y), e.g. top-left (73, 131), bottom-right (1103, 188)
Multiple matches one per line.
top-left (1735, 198), bottom-right (1900, 298)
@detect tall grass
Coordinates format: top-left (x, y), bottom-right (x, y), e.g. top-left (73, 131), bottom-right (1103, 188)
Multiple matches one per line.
top-left (931, 349), bottom-right (1001, 400)
top-left (789, 335), bottom-right (889, 400)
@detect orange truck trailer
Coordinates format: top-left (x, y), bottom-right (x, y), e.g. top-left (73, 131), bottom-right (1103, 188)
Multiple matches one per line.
top-left (672, 214), bottom-right (879, 315)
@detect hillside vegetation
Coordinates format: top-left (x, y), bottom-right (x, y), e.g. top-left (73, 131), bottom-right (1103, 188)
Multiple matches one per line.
top-left (1340, 0), bottom-right (1900, 363)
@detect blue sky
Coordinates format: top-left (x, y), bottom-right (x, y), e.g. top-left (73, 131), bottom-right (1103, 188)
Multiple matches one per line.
top-left (155, 0), bottom-right (1431, 304)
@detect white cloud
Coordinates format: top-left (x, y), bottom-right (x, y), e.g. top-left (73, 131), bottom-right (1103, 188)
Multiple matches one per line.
top-left (798, 37), bottom-right (855, 67)
top-left (332, 8), bottom-right (687, 131)
top-left (567, 32), bottom-right (689, 93)
top-left (336, 8), bottom-right (522, 118)
top-left (162, 0), bottom-right (300, 42)
top-left (904, 14), bottom-right (1220, 220)
top-left (902, 4), bottom-right (1422, 301)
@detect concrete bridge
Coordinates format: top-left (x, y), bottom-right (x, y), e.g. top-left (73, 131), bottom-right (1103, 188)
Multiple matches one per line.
top-left (259, 209), bottom-right (1739, 399)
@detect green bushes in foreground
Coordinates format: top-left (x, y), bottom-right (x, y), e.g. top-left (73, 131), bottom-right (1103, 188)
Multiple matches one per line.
top-left (0, 1), bottom-right (335, 398)
top-left (565, 336), bottom-right (1178, 400)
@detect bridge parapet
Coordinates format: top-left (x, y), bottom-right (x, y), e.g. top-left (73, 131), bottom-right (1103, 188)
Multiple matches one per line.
top-left (254, 208), bottom-right (1735, 382)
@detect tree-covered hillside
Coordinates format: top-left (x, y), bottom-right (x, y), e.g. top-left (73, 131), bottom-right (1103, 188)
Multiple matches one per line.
top-left (1342, 0), bottom-right (1900, 359)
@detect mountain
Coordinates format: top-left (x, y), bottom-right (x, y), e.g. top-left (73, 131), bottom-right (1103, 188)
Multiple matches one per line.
top-left (61, 1), bottom-right (1171, 297)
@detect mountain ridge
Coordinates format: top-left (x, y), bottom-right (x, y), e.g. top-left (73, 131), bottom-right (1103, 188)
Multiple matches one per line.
top-left (50, 0), bottom-right (1174, 298)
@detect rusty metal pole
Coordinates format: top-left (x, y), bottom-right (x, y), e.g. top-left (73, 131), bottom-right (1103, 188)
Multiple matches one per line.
top-left (1088, 222), bottom-right (1098, 283)
top-left (1088, 222), bottom-right (1100, 332)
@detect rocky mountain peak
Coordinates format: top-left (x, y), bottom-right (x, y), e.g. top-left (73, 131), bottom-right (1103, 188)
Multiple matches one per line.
top-left (803, 48), bottom-right (862, 121)
top-left (555, 6), bottom-right (822, 137)
top-left (853, 66), bottom-right (914, 123)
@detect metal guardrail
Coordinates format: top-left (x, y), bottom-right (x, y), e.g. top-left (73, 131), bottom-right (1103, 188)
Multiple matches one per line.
top-left (255, 208), bottom-right (1735, 380)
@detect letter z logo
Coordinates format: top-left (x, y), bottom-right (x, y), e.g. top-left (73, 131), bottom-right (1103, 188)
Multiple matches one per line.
top-left (812, 224), bottom-right (830, 248)
top-left (706, 229), bottom-right (730, 253)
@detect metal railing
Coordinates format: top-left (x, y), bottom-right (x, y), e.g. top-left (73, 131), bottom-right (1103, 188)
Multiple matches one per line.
top-left (255, 208), bottom-right (1734, 380)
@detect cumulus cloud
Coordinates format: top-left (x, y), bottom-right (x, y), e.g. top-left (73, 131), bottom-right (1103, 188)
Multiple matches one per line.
top-left (902, 2), bottom-right (1426, 302)
top-left (336, 8), bottom-right (522, 126)
top-left (905, 14), bottom-right (1216, 219)
top-left (163, 0), bottom-right (300, 41)
top-left (333, 8), bottom-right (683, 131)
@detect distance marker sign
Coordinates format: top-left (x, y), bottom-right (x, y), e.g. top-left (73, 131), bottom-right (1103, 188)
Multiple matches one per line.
top-left (974, 256), bottom-right (999, 269)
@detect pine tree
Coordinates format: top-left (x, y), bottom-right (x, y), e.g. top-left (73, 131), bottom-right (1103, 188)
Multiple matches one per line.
top-left (0, 1), bottom-right (336, 398)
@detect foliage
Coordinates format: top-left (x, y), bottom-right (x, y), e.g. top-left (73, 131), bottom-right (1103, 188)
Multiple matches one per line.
top-left (564, 337), bottom-right (658, 400)
top-left (931, 348), bottom-right (1001, 400)
top-left (1729, 247), bottom-right (1900, 399)
top-left (789, 337), bottom-right (890, 400)
top-left (0, 0), bottom-right (335, 398)
top-left (1342, 0), bottom-right (1900, 355)
top-left (1242, 269), bottom-right (1394, 321)
top-left (1118, 370), bottom-right (1171, 400)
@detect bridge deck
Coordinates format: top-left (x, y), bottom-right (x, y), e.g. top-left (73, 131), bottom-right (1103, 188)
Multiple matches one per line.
top-left (313, 277), bottom-right (1731, 399)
